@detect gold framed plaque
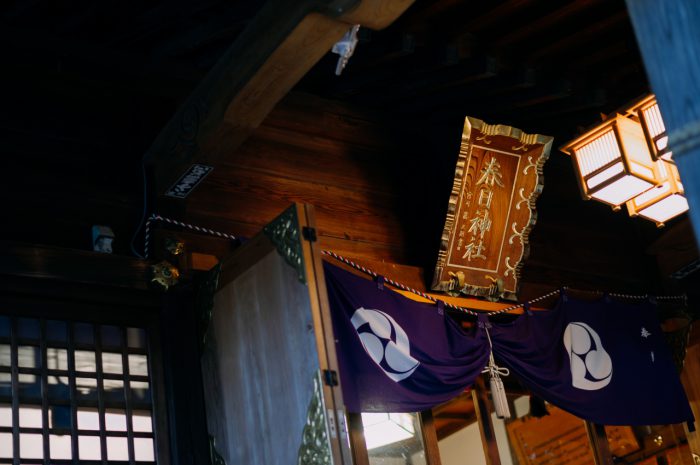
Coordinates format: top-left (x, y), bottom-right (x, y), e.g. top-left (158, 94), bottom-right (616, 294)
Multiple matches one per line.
top-left (432, 117), bottom-right (552, 301)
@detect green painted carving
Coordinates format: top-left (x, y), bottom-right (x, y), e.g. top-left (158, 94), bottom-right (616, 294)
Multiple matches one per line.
top-left (263, 206), bottom-right (306, 283)
top-left (297, 373), bottom-right (332, 465)
top-left (195, 263), bottom-right (221, 349)
top-left (209, 435), bottom-right (226, 465)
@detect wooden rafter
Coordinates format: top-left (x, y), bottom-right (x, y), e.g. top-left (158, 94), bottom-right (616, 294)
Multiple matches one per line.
top-left (145, 0), bottom-right (415, 197)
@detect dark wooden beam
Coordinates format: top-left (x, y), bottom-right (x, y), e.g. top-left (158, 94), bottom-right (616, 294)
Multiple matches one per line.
top-left (527, 11), bottom-right (628, 63)
top-left (399, 55), bottom-right (500, 95)
top-left (436, 412), bottom-right (477, 421)
top-left (524, 88), bottom-right (607, 120)
top-left (0, 241), bottom-right (152, 291)
top-left (397, 76), bottom-right (571, 116)
top-left (391, 66), bottom-right (535, 114)
top-left (146, 0), bottom-right (415, 197)
top-left (566, 41), bottom-right (634, 72)
top-left (510, 79), bottom-right (572, 108)
top-left (492, 0), bottom-right (606, 50)
top-left (344, 32), bottom-right (417, 70)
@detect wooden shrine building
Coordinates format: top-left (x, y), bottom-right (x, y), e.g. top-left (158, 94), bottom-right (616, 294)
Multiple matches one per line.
top-left (2, 1), bottom-right (700, 465)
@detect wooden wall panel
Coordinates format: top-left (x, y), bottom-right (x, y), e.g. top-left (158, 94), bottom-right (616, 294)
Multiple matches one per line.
top-left (189, 171), bottom-right (404, 246)
top-left (222, 133), bottom-right (397, 195)
top-left (259, 92), bottom-right (398, 152)
top-left (201, 248), bottom-right (321, 465)
top-left (187, 93), bottom-right (412, 264)
top-left (188, 91), bottom-right (660, 293)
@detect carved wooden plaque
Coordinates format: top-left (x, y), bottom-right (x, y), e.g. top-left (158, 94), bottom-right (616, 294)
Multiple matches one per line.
top-left (432, 117), bottom-right (552, 301)
top-left (506, 405), bottom-right (596, 465)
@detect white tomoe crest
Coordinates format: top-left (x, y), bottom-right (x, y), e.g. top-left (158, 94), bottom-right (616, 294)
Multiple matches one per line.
top-left (563, 322), bottom-right (613, 390)
top-left (350, 307), bottom-right (420, 382)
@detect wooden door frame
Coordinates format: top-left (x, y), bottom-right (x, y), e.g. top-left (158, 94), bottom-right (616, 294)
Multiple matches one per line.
top-left (213, 202), bottom-right (353, 464)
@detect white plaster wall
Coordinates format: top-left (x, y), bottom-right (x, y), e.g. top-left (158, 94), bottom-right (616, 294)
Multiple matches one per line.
top-left (438, 422), bottom-right (487, 465)
top-left (491, 412), bottom-right (514, 465)
top-left (437, 411), bottom-right (519, 465)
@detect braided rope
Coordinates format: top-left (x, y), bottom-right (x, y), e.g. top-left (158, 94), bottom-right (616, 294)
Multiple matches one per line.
top-left (143, 214), bottom-right (238, 259)
top-left (322, 250), bottom-right (562, 315)
top-left (143, 215), bottom-right (686, 311)
top-left (562, 288), bottom-right (686, 302)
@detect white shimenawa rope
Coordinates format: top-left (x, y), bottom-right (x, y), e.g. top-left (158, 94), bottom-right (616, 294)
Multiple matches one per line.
top-left (143, 214), bottom-right (239, 259)
top-left (142, 214), bottom-right (687, 314)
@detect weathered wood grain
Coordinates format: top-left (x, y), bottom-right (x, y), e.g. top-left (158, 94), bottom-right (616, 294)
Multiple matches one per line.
top-left (507, 405), bottom-right (595, 465)
top-left (202, 249), bottom-right (321, 465)
top-left (188, 170), bottom-right (406, 247)
top-left (186, 90), bottom-right (661, 299)
top-left (0, 241), bottom-right (152, 291)
top-left (147, 0), bottom-right (415, 194)
top-left (223, 132), bottom-right (399, 195)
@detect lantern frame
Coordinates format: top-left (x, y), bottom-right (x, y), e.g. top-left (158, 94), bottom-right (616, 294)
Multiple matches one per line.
top-left (561, 114), bottom-right (658, 208)
top-left (626, 160), bottom-right (688, 227)
top-left (631, 95), bottom-right (673, 162)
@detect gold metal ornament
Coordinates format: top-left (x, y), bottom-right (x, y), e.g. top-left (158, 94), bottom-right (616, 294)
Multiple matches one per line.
top-left (164, 237), bottom-right (185, 256)
top-left (264, 205), bottom-right (306, 283)
top-left (150, 260), bottom-right (180, 290)
top-left (297, 373), bottom-right (332, 465)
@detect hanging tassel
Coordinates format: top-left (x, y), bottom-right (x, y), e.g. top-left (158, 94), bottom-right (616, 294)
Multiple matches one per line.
top-left (489, 369), bottom-right (510, 419)
top-left (482, 325), bottom-right (511, 419)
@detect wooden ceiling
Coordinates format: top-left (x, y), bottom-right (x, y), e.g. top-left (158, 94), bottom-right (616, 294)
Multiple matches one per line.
top-left (300, 0), bottom-right (648, 138)
top-left (5, 0), bottom-right (699, 296)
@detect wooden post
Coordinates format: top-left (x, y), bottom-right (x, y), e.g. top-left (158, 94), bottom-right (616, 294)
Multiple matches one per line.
top-left (584, 422), bottom-right (614, 465)
top-left (472, 376), bottom-right (502, 465)
top-left (347, 413), bottom-right (371, 465)
top-left (680, 325), bottom-right (700, 456)
top-left (625, 0), bottom-right (700, 246)
top-left (420, 410), bottom-right (443, 465)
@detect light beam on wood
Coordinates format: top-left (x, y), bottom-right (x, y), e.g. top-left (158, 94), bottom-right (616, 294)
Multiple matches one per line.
top-left (145, 0), bottom-right (415, 197)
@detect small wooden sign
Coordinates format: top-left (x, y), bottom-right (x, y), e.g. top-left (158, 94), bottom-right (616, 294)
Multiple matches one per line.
top-left (432, 117), bottom-right (552, 301)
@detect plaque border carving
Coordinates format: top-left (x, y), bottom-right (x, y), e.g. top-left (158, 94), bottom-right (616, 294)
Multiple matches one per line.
top-left (432, 116), bottom-right (553, 301)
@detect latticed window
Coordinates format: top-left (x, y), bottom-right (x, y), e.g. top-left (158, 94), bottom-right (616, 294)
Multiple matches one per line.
top-left (0, 315), bottom-right (157, 464)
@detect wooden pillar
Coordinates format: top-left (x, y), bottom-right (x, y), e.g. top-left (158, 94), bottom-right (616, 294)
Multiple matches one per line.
top-left (347, 413), bottom-right (371, 465)
top-left (680, 325), bottom-right (700, 456)
top-left (625, 0), bottom-right (700, 245)
top-left (584, 422), bottom-right (614, 465)
top-left (472, 377), bottom-right (502, 465)
top-left (420, 410), bottom-right (443, 465)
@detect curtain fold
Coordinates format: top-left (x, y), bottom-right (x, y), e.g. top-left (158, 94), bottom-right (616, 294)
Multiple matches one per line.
top-left (324, 261), bottom-right (694, 425)
top-left (325, 261), bottom-right (489, 413)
